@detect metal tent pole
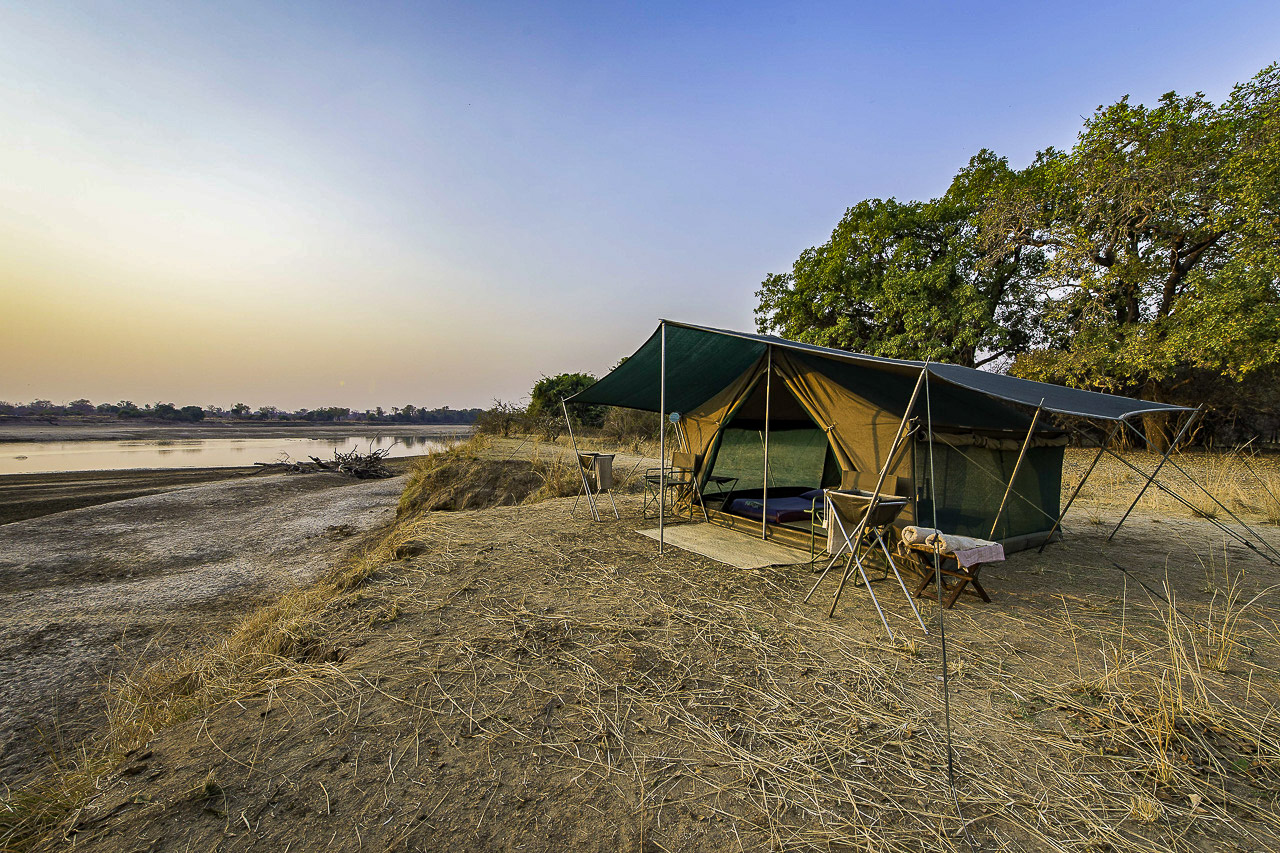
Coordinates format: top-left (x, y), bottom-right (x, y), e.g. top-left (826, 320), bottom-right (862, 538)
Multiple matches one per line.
top-left (563, 398), bottom-right (598, 522)
top-left (762, 346), bottom-right (771, 541)
top-left (1119, 416), bottom-right (1280, 564)
top-left (1100, 443), bottom-right (1280, 565)
top-left (1038, 421), bottom-right (1121, 552)
top-left (820, 367), bottom-right (926, 616)
top-left (1109, 407), bottom-right (1201, 541)
top-left (989, 400), bottom-right (1044, 541)
top-left (659, 322), bottom-right (666, 555)
top-left (923, 364), bottom-right (960, 793)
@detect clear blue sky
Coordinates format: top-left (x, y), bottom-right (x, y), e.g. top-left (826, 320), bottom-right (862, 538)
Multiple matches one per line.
top-left (3, 1), bottom-right (1277, 409)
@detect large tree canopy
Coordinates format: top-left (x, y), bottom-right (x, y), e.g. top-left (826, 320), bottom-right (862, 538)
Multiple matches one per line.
top-left (756, 152), bottom-right (1044, 368)
top-left (979, 63), bottom-right (1280, 397)
top-left (756, 62), bottom-right (1280, 439)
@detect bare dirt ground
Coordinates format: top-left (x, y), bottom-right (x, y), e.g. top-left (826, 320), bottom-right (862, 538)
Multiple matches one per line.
top-left (0, 469), bottom-right (408, 786)
top-left (0, 468), bottom-right (258, 526)
top-left (4, 441), bottom-right (1280, 851)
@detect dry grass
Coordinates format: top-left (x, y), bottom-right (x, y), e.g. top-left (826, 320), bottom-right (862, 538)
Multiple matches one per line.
top-left (4, 446), bottom-right (1280, 852)
top-left (1065, 446), bottom-right (1280, 527)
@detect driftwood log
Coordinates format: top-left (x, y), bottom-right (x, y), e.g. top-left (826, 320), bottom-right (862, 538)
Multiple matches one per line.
top-left (253, 443), bottom-right (397, 479)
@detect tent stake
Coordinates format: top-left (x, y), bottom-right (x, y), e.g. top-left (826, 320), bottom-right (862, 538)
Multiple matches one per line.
top-left (659, 322), bottom-right (666, 554)
top-left (762, 346), bottom-right (771, 541)
top-left (1039, 421), bottom-right (1121, 552)
top-left (1109, 407), bottom-right (1201, 541)
top-left (989, 401), bottom-right (1043, 541)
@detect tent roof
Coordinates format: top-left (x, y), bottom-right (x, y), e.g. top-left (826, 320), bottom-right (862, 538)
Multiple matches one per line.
top-left (568, 320), bottom-right (1193, 422)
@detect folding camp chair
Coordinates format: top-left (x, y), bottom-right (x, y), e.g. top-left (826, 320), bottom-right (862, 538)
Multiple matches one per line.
top-left (573, 452), bottom-right (619, 521)
top-left (810, 489), bottom-right (928, 638)
top-left (644, 451), bottom-right (710, 521)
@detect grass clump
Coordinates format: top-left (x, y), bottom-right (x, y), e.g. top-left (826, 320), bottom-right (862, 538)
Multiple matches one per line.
top-left (397, 438), bottom-right (546, 516)
top-left (397, 436), bottom-right (645, 518)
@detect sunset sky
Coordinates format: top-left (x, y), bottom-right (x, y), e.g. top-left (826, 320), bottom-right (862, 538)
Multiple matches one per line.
top-left (4, 2), bottom-right (1278, 411)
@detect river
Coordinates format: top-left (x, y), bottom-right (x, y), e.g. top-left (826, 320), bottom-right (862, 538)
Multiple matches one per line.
top-left (0, 434), bottom-right (453, 475)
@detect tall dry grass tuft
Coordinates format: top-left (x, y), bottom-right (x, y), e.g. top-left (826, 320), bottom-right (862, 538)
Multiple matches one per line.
top-left (1055, 572), bottom-right (1279, 808)
top-left (1185, 454), bottom-right (1242, 519)
top-left (1195, 546), bottom-right (1277, 673)
top-left (1239, 461), bottom-right (1280, 525)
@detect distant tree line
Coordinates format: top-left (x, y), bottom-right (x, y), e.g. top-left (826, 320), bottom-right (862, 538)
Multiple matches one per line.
top-left (473, 370), bottom-right (652, 444)
top-left (756, 62), bottom-right (1280, 447)
top-left (0, 399), bottom-right (481, 425)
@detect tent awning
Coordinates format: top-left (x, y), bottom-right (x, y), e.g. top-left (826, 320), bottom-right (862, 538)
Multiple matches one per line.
top-left (567, 321), bottom-right (1192, 422)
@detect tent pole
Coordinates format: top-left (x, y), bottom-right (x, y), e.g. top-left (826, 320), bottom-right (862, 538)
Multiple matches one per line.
top-left (1108, 406), bottom-right (1201, 541)
top-left (989, 400), bottom-right (1044, 541)
top-left (563, 397), bottom-right (598, 522)
top-left (1119, 415), bottom-right (1280, 563)
top-left (1100, 442), bottom-right (1280, 565)
top-left (659, 322), bottom-right (666, 554)
top-left (762, 346), bottom-right (771, 541)
top-left (923, 364), bottom-right (960, 789)
top-left (1038, 420), bottom-right (1120, 552)
top-left (825, 367), bottom-right (926, 616)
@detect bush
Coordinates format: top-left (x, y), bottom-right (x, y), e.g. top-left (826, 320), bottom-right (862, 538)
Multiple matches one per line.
top-left (529, 373), bottom-right (603, 428)
top-left (603, 406), bottom-right (653, 442)
top-left (474, 400), bottom-right (526, 438)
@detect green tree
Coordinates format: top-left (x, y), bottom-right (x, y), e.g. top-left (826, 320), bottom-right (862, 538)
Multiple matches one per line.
top-left (529, 373), bottom-right (602, 428)
top-left (755, 152), bottom-right (1044, 367)
top-left (758, 62), bottom-right (1280, 446)
top-left (976, 63), bottom-right (1280, 444)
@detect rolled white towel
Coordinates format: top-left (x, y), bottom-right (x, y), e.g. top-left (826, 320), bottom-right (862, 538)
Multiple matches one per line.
top-left (901, 526), bottom-right (939, 545)
top-left (921, 532), bottom-right (1005, 567)
top-left (924, 532), bottom-right (995, 552)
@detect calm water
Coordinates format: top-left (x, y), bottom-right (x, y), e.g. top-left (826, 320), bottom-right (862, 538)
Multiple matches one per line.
top-left (0, 435), bottom-right (454, 475)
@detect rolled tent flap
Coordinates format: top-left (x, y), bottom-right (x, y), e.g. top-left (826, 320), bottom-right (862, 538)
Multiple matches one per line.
top-left (680, 358), bottom-right (766, 473)
top-left (772, 348), bottom-right (912, 478)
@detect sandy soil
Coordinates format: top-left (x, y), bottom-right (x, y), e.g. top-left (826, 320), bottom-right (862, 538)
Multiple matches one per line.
top-left (0, 468), bottom-right (258, 525)
top-left (0, 468), bottom-right (408, 785)
top-left (43, 490), bottom-right (1280, 852)
top-left (6, 440), bottom-right (1280, 851)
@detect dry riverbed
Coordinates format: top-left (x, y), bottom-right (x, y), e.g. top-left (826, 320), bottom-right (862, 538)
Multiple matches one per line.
top-left (0, 466), bottom-right (410, 785)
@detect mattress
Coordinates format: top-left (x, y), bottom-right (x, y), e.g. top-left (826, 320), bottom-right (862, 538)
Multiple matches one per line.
top-left (726, 495), bottom-right (818, 524)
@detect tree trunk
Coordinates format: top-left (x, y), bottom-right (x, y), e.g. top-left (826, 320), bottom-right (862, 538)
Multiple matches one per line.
top-left (1138, 380), bottom-right (1173, 453)
top-left (1141, 411), bottom-right (1171, 453)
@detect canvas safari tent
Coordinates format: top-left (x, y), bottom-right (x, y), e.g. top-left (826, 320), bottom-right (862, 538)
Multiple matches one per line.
top-left (568, 320), bottom-right (1194, 552)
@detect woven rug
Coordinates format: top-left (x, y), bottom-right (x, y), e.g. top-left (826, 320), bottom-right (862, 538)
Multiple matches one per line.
top-left (636, 523), bottom-right (812, 569)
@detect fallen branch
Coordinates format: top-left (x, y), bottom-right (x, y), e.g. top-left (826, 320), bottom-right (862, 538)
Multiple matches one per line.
top-left (253, 443), bottom-right (398, 479)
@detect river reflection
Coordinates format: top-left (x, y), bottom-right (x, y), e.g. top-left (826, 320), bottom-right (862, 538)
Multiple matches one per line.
top-left (0, 434), bottom-right (455, 475)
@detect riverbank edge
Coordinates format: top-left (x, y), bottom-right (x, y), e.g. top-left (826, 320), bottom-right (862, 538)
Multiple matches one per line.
top-left (0, 419), bottom-right (474, 443)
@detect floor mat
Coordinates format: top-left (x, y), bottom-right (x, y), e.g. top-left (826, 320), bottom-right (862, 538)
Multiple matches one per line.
top-left (636, 523), bottom-right (812, 569)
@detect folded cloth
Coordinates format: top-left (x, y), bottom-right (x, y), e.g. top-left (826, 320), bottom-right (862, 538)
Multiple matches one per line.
top-left (901, 526), bottom-right (938, 545)
top-left (920, 532), bottom-right (1005, 568)
top-left (951, 543), bottom-right (1004, 568)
